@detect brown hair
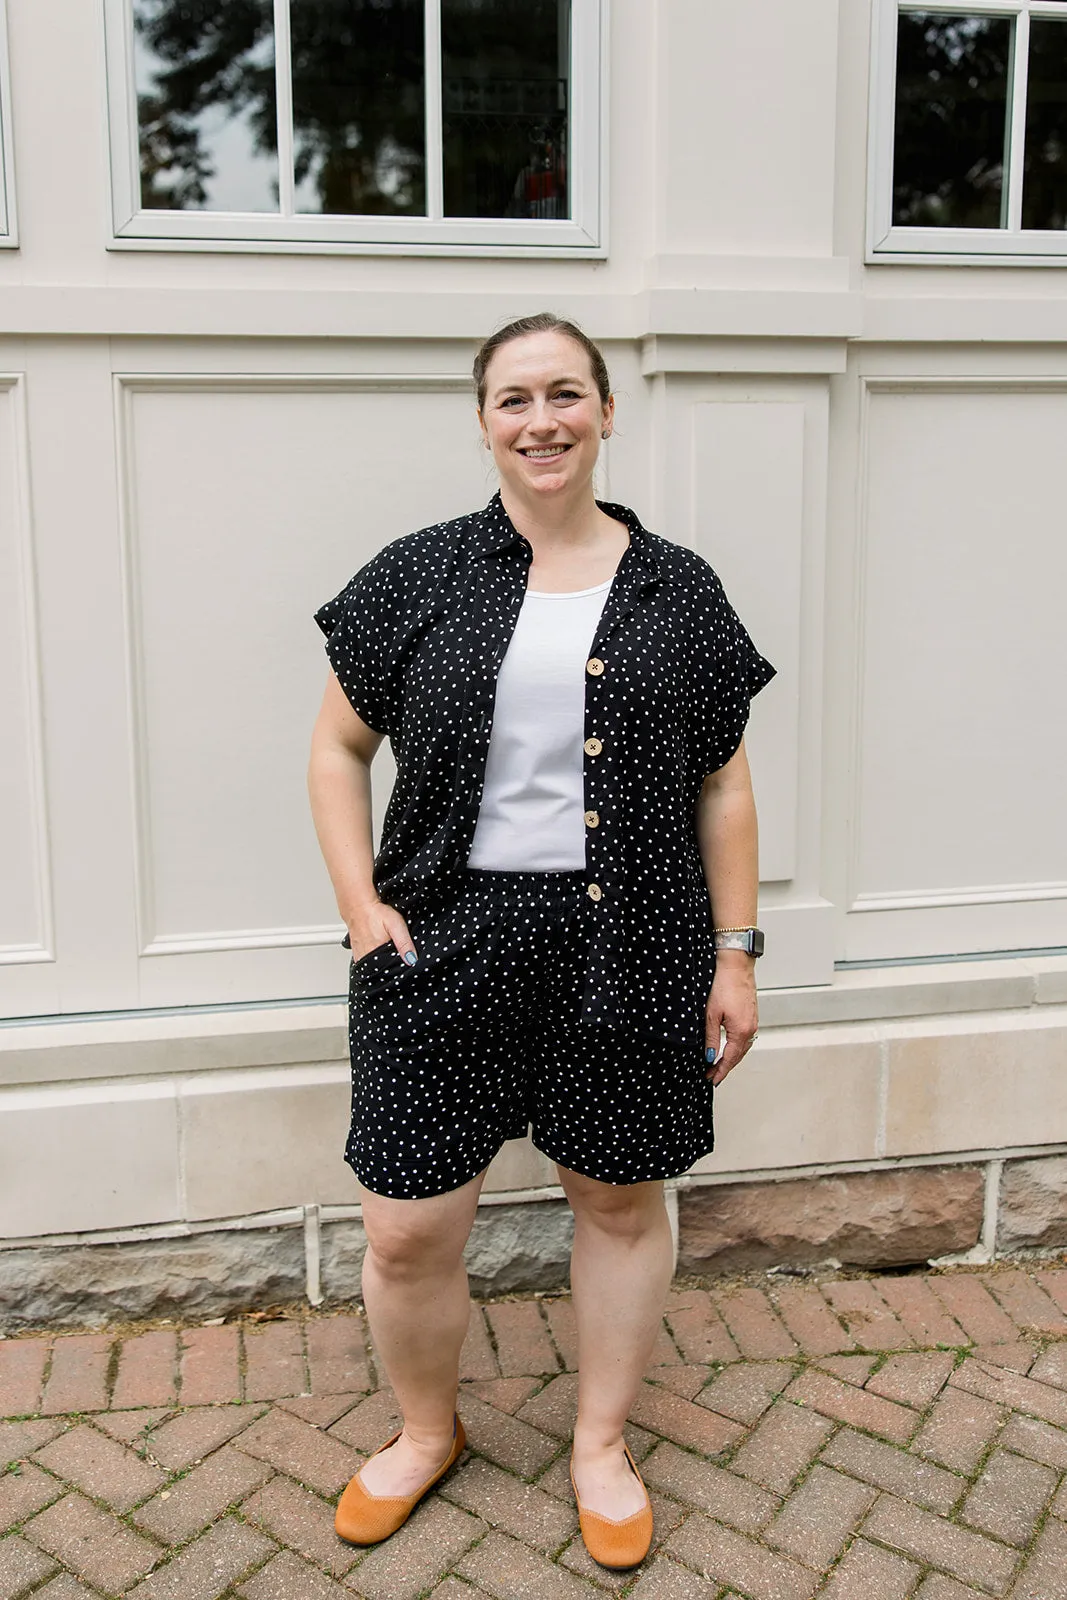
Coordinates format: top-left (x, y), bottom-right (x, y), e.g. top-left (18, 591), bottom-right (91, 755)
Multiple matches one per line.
top-left (473, 313), bottom-right (611, 412)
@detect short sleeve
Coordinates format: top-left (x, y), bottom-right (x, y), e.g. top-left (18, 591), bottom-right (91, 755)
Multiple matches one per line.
top-left (688, 571), bottom-right (776, 776)
top-left (314, 551), bottom-right (397, 736)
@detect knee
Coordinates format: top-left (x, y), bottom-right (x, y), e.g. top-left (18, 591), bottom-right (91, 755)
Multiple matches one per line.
top-left (567, 1175), bottom-right (666, 1242)
top-left (363, 1210), bottom-right (464, 1283)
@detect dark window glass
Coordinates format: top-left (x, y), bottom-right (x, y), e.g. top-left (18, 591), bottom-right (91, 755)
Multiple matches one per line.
top-left (134, 0), bottom-right (279, 212)
top-left (291, 0), bottom-right (426, 216)
top-left (892, 12), bottom-right (1011, 228)
top-left (441, 0), bottom-right (569, 219)
top-left (1023, 19), bottom-right (1067, 230)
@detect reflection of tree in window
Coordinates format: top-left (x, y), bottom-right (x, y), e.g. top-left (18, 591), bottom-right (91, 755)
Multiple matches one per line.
top-left (291, 0), bottom-right (425, 216)
top-left (133, 0), bottom-right (570, 221)
top-left (1023, 21), bottom-right (1067, 230)
top-left (135, 0), bottom-right (279, 211)
top-left (893, 13), bottom-right (1010, 228)
top-left (134, 0), bottom-right (426, 217)
top-left (442, 0), bottom-right (569, 218)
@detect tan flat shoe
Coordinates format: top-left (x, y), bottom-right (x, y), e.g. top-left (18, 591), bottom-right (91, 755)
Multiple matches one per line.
top-left (335, 1415), bottom-right (466, 1546)
top-left (570, 1443), bottom-right (654, 1570)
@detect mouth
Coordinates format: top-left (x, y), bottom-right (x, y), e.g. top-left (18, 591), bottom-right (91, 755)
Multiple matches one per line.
top-left (518, 444), bottom-right (572, 460)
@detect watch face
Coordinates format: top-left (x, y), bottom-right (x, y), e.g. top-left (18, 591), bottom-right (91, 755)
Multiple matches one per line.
top-left (752, 929), bottom-right (765, 957)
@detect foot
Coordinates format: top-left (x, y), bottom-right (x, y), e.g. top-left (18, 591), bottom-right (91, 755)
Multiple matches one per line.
top-left (570, 1441), bottom-right (649, 1521)
top-left (357, 1426), bottom-right (457, 1498)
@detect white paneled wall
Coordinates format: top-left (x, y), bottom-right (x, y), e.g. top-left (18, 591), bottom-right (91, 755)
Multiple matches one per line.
top-left (117, 377), bottom-right (488, 1005)
top-left (848, 380), bottom-right (1067, 961)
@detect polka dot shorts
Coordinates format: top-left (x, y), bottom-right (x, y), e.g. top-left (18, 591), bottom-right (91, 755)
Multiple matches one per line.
top-left (347, 867), bottom-right (716, 1199)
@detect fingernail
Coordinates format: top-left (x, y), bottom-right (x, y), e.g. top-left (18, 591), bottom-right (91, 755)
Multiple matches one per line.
top-left (705, 1047), bottom-right (717, 1064)
top-left (403, 950), bottom-right (418, 966)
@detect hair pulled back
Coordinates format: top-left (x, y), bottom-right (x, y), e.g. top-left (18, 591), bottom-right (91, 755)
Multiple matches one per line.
top-left (473, 313), bottom-right (611, 412)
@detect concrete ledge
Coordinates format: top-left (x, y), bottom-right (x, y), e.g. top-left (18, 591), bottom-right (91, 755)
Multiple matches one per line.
top-left (5, 954), bottom-right (1065, 1090)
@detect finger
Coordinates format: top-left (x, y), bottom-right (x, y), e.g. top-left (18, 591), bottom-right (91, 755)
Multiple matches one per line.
top-left (710, 1025), bottom-right (754, 1085)
top-left (385, 915), bottom-right (418, 967)
top-left (704, 1005), bottom-right (725, 1070)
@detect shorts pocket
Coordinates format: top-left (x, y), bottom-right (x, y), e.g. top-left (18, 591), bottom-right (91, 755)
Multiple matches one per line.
top-left (351, 938), bottom-right (396, 973)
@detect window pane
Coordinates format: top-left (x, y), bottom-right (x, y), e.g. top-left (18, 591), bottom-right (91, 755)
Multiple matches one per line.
top-left (892, 12), bottom-right (1010, 228)
top-left (1023, 20), bottom-right (1067, 230)
top-left (291, 0), bottom-right (425, 216)
top-left (441, 0), bottom-right (569, 219)
top-left (133, 0), bottom-right (279, 212)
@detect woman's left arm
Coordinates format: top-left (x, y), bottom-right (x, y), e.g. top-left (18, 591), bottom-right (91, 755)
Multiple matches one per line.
top-left (694, 738), bottom-right (760, 1086)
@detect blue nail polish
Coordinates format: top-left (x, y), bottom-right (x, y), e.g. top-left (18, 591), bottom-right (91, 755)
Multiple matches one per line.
top-left (403, 950), bottom-right (418, 966)
top-left (705, 1047), bottom-right (717, 1064)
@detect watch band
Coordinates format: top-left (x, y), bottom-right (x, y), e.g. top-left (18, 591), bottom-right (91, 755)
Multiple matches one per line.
top-left (713, 928), bottom-right (765, 957)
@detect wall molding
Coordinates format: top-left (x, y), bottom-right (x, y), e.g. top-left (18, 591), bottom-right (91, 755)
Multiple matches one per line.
top-left (0, 376), bottom-right (54, 967)
top-left (847, 374), bottom-right (1067, 948)
top-left (113, 372), bottom-right (469, 961)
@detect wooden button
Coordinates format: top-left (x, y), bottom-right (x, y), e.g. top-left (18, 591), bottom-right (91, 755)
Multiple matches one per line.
top-left (584, 737), bottom-right (603, 757)
top-left (586, 657), bottom-right (605, 676)
top-left (587, 883), bottom-right (603, 902)
top-left (584, 810), bottom-right (600, 828)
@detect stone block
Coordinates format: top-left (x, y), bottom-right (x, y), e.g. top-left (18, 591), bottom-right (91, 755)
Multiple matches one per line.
top-left (999, 1156), bottom-right (1067, 1251)
top-left (677, 1167), bottom-right (984, 1274)
top-left (0, 1082), bottom-right (180, 1237)
top-left (465, 1202), bottom-right (573, 1297)
top-left (885, 1014), bottom-right (1067, 1156)
top-left (321, 1199), bottom-right (573, 1305)
top-left (0, 1225), bottom-right (306, 1330)
top-left (179, 1066), bottom-right (354, 1219)
top-left (690, 1030), bottom-right (882, 1175)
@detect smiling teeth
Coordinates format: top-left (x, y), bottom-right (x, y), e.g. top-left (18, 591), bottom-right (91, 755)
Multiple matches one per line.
top-left (525, 447), bottom-right (567, 457)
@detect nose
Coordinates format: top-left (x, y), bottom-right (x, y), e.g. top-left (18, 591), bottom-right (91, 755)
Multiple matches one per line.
top-left (524, 398), bottom-right (559, 435)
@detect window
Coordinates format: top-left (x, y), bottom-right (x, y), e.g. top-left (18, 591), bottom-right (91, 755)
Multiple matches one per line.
top-left (104, 0), bottom-right (604, 254)
top-left (869, 1), bottom-right (1067, 260)
top-left (0, 0), bottom-right (16, 246)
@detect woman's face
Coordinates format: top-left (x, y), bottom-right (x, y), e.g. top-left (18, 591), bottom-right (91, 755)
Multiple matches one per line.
top-left (478, 331), bottom-right (613, 506)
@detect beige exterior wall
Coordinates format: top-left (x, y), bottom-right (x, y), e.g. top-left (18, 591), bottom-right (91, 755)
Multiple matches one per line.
top-left (2, 0), bottom-right (1066, 1263)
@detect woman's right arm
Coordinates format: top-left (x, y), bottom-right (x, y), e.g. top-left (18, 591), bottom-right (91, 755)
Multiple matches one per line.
top-left (307, 670), bottom-right (417, 964)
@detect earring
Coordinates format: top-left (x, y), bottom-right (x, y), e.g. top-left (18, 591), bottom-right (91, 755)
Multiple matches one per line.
top-left (601, 430), bottom-right (611, 441)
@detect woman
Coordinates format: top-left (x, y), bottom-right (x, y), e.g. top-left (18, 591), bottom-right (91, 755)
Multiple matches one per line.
top-left (308, 313), bottom-right (775, 1570)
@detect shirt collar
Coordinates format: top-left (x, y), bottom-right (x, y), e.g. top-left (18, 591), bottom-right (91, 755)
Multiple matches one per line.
top-left (471, 491), bottom-right (663, 579)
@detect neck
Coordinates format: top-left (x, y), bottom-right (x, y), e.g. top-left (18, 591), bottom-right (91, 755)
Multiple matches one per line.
top-left (498, 483), bottom-right (606, 549)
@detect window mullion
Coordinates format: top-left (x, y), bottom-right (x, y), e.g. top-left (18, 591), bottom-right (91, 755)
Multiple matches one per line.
top-left (274, 0), bottom-right (296, 216)
top-left (424, 0), bottom-right (444, 221)
top-left (1005, 6), bottom-right (1031, 229)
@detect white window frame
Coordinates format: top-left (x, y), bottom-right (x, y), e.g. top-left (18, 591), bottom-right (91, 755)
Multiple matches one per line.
top-left (103, 0), bottom-right (606, 256)
top-left (0, 0), bottom-right (17, 247)
top-left (869, 0), bottom-right (1067, 263)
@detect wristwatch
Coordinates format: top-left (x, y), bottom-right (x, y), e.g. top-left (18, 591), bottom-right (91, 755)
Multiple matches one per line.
top-left (713, 927), bottom-right (765, 957)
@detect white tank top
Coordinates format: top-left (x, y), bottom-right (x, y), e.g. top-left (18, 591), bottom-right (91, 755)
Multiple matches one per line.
top-left (467, 576), bottom-right (614, 871)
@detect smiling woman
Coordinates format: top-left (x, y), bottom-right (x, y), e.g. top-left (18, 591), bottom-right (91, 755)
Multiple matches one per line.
top-left (307, 312), bottom-right (775, 1570)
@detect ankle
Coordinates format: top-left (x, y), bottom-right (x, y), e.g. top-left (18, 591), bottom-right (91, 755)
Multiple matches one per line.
top-left (400, 1420), bottom-right (456, 1456)
top-left (572, 1432), bottom-right (625, 1461)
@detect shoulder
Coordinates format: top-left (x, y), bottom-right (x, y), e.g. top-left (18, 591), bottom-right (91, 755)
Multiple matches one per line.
top-left (638, 523), bottom-right (729, 601)
top-left (335, 507), bottom-right (481, 600)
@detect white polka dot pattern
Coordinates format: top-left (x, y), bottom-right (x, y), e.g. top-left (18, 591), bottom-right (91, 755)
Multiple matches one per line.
top-left (314, 491), bottom-right (775, 1049)
top-left (346, 867), bottom-right (718, 1198)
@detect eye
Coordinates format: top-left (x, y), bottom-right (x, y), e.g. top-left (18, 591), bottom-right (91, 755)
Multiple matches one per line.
top-left (555, 389), bottom-right (581, 400)
top-left (499, 395), bottom-right (527, 408)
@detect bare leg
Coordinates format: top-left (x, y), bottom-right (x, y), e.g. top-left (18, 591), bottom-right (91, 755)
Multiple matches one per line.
top-left (559, 1165), bottom-right (673, 1519)
top-left (357, 1168), bottom-right (486, 1496)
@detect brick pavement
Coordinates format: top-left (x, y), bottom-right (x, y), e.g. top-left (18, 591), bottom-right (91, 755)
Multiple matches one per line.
top-left (4, 1263), bottom-right (1067, 1596)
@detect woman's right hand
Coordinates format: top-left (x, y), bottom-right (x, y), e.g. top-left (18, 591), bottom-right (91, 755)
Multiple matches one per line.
top-left (346, 898), bottom-right (419, 967)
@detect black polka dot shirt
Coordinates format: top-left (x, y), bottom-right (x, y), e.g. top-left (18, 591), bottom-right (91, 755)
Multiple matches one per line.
top-left (315, 492), bottom-right (776, 1048)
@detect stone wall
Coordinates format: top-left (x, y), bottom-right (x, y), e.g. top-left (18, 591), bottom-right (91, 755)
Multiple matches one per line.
top-left (5, 1157), bottom-right (1067, 1330)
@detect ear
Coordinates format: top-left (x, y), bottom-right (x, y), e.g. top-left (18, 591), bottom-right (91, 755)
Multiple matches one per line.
top-left (601, 394), bottom-right (615, 437)
top-left (477, 408), bottom-right (491, 451)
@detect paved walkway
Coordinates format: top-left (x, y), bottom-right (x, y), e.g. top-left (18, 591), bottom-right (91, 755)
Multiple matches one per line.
top-left (4, 1265), bottom-right (1067, 1598)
